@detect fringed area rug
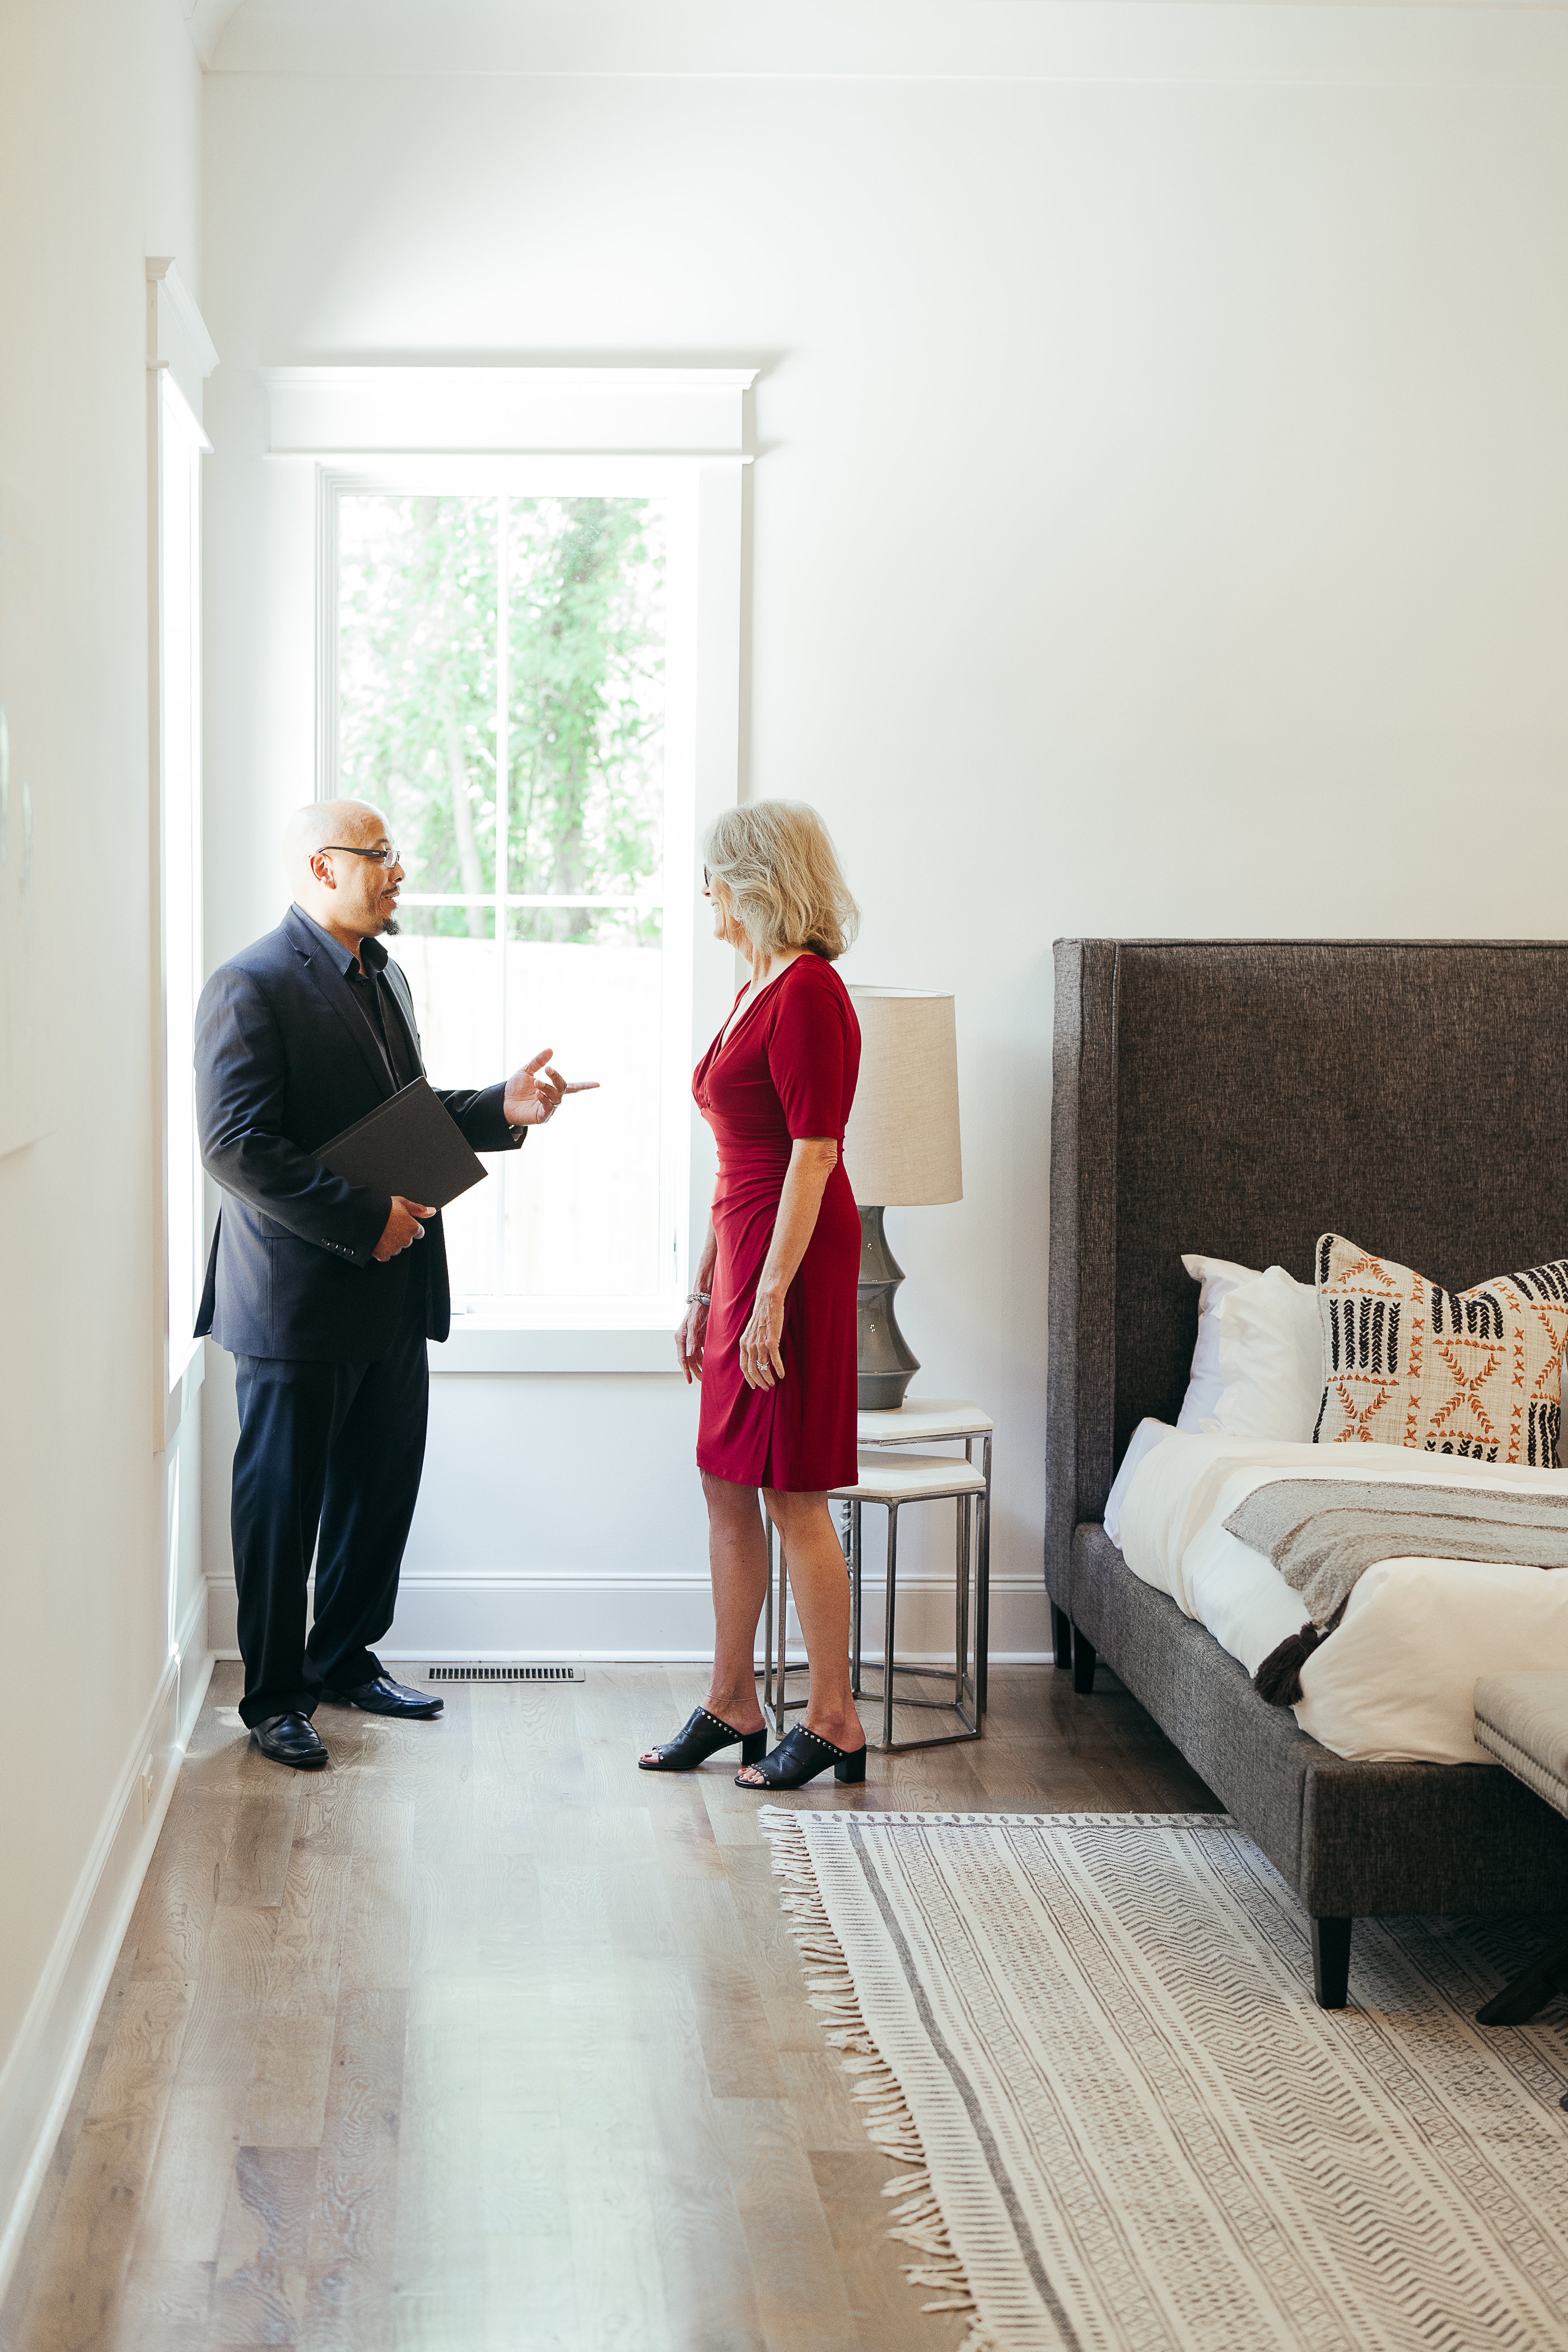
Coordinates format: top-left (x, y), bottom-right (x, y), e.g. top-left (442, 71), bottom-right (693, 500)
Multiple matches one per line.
top-left (760, 1808), bottom-right (1568, 2352)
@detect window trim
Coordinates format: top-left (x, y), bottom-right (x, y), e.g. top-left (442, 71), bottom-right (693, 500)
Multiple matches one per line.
top-left (267, 367), bottom-right (753, 1342)
top-left (147, 262), bottom-right (216, 1448)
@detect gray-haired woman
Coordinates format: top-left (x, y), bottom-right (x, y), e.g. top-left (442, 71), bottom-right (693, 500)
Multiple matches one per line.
top-left (640, 800), bottom-right (867, 1790)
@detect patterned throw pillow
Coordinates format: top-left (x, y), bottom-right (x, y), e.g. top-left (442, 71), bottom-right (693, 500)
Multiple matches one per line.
top-left (1313, 1233), bottom-right (1568, 1465)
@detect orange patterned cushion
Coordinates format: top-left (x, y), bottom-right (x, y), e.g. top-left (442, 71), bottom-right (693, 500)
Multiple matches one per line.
top-left (1313, 1233), bottom-right (1568, 1465)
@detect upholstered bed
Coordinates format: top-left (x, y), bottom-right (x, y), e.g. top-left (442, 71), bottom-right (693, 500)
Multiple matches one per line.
top-left (1046, 939), bottom-right (1568, 2007)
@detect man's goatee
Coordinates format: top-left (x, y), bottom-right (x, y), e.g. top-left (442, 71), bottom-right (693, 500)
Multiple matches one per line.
top-left (384, 915), bottom-right (400, 936)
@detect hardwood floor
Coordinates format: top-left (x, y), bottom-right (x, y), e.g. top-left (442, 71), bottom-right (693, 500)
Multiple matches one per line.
top-left (1, 1660), bottom-right (1219, 2352)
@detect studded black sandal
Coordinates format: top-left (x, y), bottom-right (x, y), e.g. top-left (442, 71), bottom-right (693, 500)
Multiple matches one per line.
top-left (638, 1705), bottom-right (768, 1772)
top-left (735, 1723), bottom-right (867, 1789)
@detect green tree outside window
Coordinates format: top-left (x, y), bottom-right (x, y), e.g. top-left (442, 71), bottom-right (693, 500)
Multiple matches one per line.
top-left (339, 493), bottom-right (665, 944)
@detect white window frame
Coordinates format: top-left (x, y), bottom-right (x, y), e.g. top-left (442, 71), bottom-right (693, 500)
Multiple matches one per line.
top-left (262, 367), bottom-right (752, 1363)
top-left (148, 260), bottom-right (215, 1446)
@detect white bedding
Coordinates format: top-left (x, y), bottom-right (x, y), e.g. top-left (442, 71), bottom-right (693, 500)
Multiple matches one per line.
top-left (1113, 1423), bottom-right (1568, 1764)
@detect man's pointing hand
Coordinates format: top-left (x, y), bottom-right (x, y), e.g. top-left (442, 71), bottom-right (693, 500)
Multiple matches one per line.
top-left (504, 1048), bottom-right (599, 1128)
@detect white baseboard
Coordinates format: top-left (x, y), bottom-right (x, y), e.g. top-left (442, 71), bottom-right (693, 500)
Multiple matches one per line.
top-left (204, 1569), bottom-right (1052, 1664)
top-left (0, 1585), bottom-right (213, 2310)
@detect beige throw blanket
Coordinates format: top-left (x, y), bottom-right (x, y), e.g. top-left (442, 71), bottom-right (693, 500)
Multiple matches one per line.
top-left (1224, 1478), bottom-right (1568, 1705)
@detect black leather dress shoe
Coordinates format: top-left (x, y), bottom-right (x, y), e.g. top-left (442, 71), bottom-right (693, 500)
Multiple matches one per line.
top-left (253, 1711), bottom-right (329, 1768)
top-left (321, 1674), bottom-right (443, 1720)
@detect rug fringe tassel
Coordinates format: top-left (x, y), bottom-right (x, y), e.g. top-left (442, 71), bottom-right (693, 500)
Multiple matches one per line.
top-left (758, 1808), bottom-right (1006, 2352)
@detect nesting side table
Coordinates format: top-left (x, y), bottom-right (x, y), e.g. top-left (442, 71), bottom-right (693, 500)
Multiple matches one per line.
top-left (761, 1397), bottom-right (994, 1753)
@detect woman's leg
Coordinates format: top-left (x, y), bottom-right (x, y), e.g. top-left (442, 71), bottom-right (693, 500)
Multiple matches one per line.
top-left (701, 1472), bottom-right (769, 1732)
top-left (641, 1472), bottom-right (767, 1760)
top-left (740, 1492), bottom-right (864, 1775)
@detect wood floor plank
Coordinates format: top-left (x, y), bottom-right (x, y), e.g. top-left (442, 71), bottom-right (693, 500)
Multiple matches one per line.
top-left (264, 1854), bottom-right (353, 2021)
top-left (126, 1797), bottom-right (232, 1982)
top-left (241, 2015), bottom-right (338, 2147)
top-left (301, 1985), bottom-right (405, 2350)
top-left (684, 1943), bottom-right (790, 2101)
top-left (714, 2096), bottom-right (861, 2352)
top-left (395, 1975), bottom-right (484, 2292)
top-left (612, 1953), bottom-right (768, 2352)
top-left (102, 2257), bottom-right (215, 2352)
top-left (0, 1945), bottom-right (138, 2348)
top-left (210, 2144), bottom-right (319, 2344)
top-left (811, 2149), bottom-right (968, 2352)
top-left (338, 1800), bottom-right (415, 1992)
top-left (290, 1756), bottom-right (367, 1860)
top-left (14, 1980), bottom-right (194, 2352)
top-left (218, 1788), bottom-right (301, 1911)
top-left (781, 2047), bottom-right (880, 2153)
top-left (128, 2083), bottom-right (244, 2267)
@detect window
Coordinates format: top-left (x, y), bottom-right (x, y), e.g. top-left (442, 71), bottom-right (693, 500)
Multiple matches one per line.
top-left (330, 476), bottom-right (685, 1313)
top-left (155, 367), bottom-right (208, 1395)
top-left (268, 366), bottom-right (752, 1347)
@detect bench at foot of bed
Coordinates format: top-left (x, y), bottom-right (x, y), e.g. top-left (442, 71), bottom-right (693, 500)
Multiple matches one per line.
top-left (1044, 1552), bottom-right (1568, 2014)
top-left (1472, 1673), bottom-right (1568, 2026)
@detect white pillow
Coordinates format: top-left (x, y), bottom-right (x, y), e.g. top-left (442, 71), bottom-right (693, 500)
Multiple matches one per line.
top-left (1177, 1253), bottom-right (1261, 1430)
top-left (1104, 1416), bottom-right (1178, 1545)
top-left (1208, 1264), bottom-right (1322, 1441)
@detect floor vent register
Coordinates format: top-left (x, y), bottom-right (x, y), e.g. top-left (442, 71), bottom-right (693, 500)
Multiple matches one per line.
top-left (425, 1664), bottom-right (587, 1683)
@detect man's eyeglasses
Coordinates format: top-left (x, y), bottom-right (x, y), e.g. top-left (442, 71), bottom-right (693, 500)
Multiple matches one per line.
top-left (321, 844), bottom-right (401, 869)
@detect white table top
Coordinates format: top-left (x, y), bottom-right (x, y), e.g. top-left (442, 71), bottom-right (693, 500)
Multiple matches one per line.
top-left (857, 1395), bottom-right (993, 1444)
top-left (831, 1448), bottom-right (988, 1503)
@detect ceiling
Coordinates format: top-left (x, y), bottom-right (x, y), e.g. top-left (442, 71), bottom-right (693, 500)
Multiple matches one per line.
top-left (190, 0), bottom-right (1568, 86)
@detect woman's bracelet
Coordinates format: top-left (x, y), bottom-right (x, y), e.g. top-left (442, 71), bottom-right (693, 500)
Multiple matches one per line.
top-left (686, 1289), bottom-right (712, 1306)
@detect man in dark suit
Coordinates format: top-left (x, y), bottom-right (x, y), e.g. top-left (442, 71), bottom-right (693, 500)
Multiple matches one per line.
top-left (196, 798), bottom-right (587, 1768)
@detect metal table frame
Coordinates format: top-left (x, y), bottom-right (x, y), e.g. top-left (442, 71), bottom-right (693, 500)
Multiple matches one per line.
top-left (760, 1403), bottom-right (993, 1753)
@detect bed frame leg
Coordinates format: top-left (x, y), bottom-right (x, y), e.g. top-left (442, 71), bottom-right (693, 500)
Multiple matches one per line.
top-left (1311, 1916), bottom-right (1352, 2009)
top-left (1052, 1604), bottom-right (1072, 1670)
top-left (1476, 1930), bottom-right (1568, 2026)
top-left (1071, 1625), bottom-right (1096, 1695)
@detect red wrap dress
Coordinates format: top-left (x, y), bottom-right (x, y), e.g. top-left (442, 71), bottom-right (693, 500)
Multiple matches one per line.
top-left (694, 953), bottom-right (862, 1492)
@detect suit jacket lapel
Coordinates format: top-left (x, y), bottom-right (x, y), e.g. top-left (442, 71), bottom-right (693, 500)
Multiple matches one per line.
top-left (282, 907), bottom-right (398, 1100)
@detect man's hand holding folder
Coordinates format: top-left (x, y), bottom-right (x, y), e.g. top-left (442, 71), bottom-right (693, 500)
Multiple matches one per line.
top-left (315, 1051), bottom-right (600, 1265)
top-left (374, 1196), bottom-right (436, 1262)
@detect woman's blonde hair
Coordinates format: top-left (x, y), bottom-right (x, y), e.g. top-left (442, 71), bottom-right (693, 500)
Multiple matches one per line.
top-left (702, 800), bottom-right (860, 964)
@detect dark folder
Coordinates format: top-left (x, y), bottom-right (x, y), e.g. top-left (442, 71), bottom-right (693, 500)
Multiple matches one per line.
top-left (315, 1079), bottom-right (489, 1208)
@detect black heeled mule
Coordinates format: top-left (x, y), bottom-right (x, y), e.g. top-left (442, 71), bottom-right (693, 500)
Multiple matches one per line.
top-left (736, 1723), bottom-right (867, 1789)
top-left (638, 1705), bottom-right (768, 1772)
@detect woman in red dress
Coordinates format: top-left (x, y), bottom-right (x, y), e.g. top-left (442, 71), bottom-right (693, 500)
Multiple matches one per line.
top-left (639, 801), bottom-right (866, 1790)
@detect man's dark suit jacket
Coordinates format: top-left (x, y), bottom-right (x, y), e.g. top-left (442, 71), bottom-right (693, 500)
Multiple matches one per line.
top-left (194, 906), bottom-right (521, 1361)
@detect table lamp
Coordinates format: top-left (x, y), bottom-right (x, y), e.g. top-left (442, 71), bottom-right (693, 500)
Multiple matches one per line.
top-left (843, 987), bottom-right (963, 1410)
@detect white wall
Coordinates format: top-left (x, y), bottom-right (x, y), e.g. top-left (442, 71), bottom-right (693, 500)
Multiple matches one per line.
top-left (200, 34), bottom-right (1568, 1664)
top-left (0, 0), bottom-right (208, 2284)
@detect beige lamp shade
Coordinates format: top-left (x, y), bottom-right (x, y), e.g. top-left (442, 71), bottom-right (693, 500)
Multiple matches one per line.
top-left (844, 987), bottom-right (962, 1207)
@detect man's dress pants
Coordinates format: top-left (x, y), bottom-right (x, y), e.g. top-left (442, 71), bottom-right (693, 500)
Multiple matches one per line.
top-left (230, 1253), bottom-right (430, 1726)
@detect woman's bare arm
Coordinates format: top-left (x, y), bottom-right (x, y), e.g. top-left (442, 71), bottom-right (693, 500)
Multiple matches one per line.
top-left (740, 1137), bottom-right (839, 1390)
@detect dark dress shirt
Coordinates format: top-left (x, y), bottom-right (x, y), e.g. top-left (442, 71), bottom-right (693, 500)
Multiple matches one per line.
top-left (293, 911), bottom-right (420, 1093)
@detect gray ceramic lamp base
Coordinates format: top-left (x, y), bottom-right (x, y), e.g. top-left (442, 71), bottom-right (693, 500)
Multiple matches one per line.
top-left (857, 1205), bottom-right (920, 1410)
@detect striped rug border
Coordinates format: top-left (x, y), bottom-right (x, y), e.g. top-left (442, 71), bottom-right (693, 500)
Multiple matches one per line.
top-left (759, 1809), bottom-right (1233, 2349)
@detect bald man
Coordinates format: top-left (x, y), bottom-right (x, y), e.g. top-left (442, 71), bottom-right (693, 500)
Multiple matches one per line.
top-left (195, 801), bottom-right (587, 1768)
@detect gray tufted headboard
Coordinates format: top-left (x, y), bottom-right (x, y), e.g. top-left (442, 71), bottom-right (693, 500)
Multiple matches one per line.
top-left (1046, 939), bottom-right (1568, 1594)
